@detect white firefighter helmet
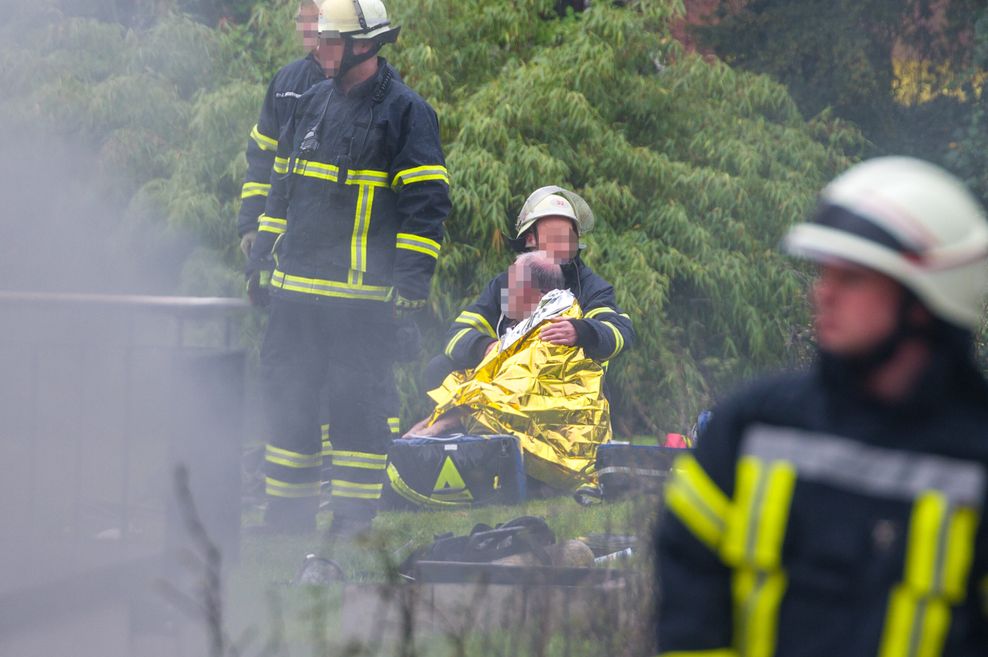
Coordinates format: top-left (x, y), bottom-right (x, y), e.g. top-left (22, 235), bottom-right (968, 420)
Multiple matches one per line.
top-left (317, 0), bottom-right (400, 42)
top-left (515, 186), bottom-right (595, 240)
top-left (784, 156), bottom-right (988, 329)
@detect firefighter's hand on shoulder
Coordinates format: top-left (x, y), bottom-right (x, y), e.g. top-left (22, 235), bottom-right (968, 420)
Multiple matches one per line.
top-left (239, 230), bottom-right (258, 258)
top-left (245, 258), bottom-right (273, 308)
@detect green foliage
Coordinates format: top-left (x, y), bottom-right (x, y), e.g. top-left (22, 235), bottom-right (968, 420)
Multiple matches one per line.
top-left (948, 6), bottom-right (988, 207)
top-left (1, 0), bottom-right (862, 432)
top-left (693, 0), bottom-right (902, 145)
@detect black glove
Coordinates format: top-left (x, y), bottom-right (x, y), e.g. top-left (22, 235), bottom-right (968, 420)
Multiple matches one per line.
top-left (395, 315), bottom-right (422, 362)
top-left (245, 258), bottom-right (273, 308)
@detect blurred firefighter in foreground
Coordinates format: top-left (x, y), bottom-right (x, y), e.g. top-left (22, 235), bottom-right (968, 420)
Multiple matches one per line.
top-left (245, 0), bottom-right (450, 537)
top-left (422, 186), bottom-right (635, 396)
top-left (655, 157), bottom-right (988, 656)
top-left (406, 251), bottom-right (612, 490)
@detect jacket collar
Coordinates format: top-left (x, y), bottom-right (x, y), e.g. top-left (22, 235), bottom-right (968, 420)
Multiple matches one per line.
top-left (340, 57), bottom-right (393, 100)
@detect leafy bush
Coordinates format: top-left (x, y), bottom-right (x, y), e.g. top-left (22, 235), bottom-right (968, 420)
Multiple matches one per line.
top-left (0, 0), bottom-right (863, 432)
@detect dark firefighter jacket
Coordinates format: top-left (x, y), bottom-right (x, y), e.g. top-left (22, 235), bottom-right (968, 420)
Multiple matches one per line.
top-left (656, 355), bottom-right (988, 657)
top-left (237, 52), bottom-right (325, 238)
top-left (249, 59), bottom-right (450, 304)
top-left (443, 256), bottom-right (635, 368)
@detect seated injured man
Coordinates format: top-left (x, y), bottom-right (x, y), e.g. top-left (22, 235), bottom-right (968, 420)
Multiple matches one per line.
top-left (405, 251), bottom-right (612, 489)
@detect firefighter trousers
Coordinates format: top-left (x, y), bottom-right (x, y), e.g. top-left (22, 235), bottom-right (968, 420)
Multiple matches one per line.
top-left (260, 297), bottom-right (396, 531)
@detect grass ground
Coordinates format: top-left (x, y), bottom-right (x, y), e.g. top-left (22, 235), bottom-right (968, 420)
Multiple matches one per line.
top-left (225, 492), bottom-right (661, 657)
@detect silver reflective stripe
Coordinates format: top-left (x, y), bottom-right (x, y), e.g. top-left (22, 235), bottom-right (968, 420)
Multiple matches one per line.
top-left (595, 466), bottom-right (668, 479)
top-left (742, 424), bottom-right (986, 506)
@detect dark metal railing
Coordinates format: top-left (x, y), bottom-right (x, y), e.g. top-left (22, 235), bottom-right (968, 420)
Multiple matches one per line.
top-left (0, 292), bottom-right (248, 651)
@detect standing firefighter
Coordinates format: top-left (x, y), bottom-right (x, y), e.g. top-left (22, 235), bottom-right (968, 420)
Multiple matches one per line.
top-left (246, 0), bottom-right (451, 537)
top-left (655, 157), bottom-right (988, 656)
top-left (237, 0), bottom-right (324, 257)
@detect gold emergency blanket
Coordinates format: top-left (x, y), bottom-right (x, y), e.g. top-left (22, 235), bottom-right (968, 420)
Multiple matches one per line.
top-left (427, 291), bottom-right (611, 490)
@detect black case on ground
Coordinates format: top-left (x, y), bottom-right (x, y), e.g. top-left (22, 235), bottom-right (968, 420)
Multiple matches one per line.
top-left (595, 444), bottom-right (687, 500)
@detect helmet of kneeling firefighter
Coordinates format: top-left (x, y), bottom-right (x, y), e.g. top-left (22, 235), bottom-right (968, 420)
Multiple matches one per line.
top-left (512, 186), bottom-right (596, 251)
top-left (317, 0), bottom-right (400, 75)
top-left (784, 156), bottom-right (988, 331)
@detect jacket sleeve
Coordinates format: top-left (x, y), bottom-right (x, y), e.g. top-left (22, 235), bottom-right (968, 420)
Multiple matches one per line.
top-left (442, 276), bottom-right (502, 370)
top-left (389, 98), bottom-right (452, 301)
top-left (246, 111), bottom-right (294, 272)
top-left (571, 281), bottom-right (635, 362)
top-left (236, 74), bottom-right (282, 238)
top-left (655, 398), bottom-right (739, 656)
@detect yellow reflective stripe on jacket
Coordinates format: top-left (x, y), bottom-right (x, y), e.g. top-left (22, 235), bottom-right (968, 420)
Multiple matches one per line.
top-left (878, 492), bottom-right (980, 657)
top-left (732, 569), bottom-right (788, 657)
top-left (293, 158), bottom-right (339, 181)
top-left (445, 327), bottom-right (472, 358)
top-left (879, 585), bottom-right (951, 657)
top-left (660, 651), bottom-right (739, 657)
top-left (585, 306), bottom-right (617, 319)
top-left (350, 184), bottom-right (374, 273)
top-left (264, 444), bottom-right (322, 469)
top-left (601, 320), bottom-right (625, 359)
top-left (273, 156), bottom-right (289, 174)
top-left (241, 182), bottom-right (271, 199)
top-left (270, 269), bottom-right (392, 302)
top-left (396, 233), bottom-right (441, 259)
top-left (331, 450), bottom-right (387, 471)
top-left (290, 159), bottom-right (389, 187)
top-left (455, 310), bottom-right (496, 339)
top-left (391, 164), bottom-right (450, 190)
top-left (665, 453), bottom-right (730, 551)
top-left (258, 215), bottom-right (287, 235)
top-left (265, 477), bottom-right (320, 498)
top-left (721, 457), bottom-right (795, 657)
top-left (347, 168), bottom-right (389, 187)
top-left (721, 457), bottom-right (796, 570)
top-left (388, 417), bottom-right (400, 434)
top-left (331, 479), bottom-right (383, 499)
top-left (250, 124), bottom-right (278, 152)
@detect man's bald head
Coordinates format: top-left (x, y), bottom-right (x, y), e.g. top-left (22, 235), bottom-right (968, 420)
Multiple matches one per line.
top-left (505, 251), bottom-right (565, 320)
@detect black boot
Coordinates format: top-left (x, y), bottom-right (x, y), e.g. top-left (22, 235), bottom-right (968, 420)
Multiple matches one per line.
top-left (246, 497), bottom-right (318, 536)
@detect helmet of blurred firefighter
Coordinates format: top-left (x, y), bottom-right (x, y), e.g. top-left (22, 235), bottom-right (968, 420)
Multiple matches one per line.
top-left (511, 186), bottom-right (595, 255)
top-left (316, 0), bottom-right (400, 78)
top-left (784, 156), bottom-right (988, 331)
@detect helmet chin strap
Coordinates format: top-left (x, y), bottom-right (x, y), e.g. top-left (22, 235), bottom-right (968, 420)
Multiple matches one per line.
top-left (336, 37), bottom-right (381, 79)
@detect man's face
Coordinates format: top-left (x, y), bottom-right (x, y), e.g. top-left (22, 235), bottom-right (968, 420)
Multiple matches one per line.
top-left (505, 263), bottom-right (544, 320)
top-left (315, 37), bottom-right (374, 78)
top-left (296, 3), bottom-right (320, 51)
top-left (315, 36), bottom-right (346, 77)
top-left (811, 261), bottom-right (905, 356)
top-left (525, 216), bottom-right (578, 263)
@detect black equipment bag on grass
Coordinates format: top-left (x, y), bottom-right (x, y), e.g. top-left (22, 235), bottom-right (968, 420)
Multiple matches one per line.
top-left (596, 444), bottom-right (687, 501)
top-left (383, 434), bottom-right (526, 511)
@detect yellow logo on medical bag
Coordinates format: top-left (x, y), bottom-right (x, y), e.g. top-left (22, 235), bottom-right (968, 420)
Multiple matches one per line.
top-left (432, 456), bottom-right (474, 502)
